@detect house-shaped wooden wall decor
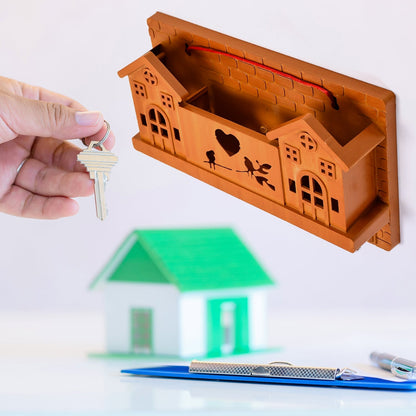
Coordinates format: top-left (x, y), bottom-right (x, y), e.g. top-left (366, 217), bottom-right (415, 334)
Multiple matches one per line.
top-left (119, 12), bottom-right (399, 253)
top-left (91, 228), bottom-right (274, 358)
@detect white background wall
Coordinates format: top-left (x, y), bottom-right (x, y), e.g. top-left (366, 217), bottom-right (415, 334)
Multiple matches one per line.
top-left (0, 0), bottom-right (415, 314)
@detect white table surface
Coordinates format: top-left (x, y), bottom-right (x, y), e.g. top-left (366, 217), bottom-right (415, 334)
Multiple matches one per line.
top-left (1, 309), bottom-right (416, 415)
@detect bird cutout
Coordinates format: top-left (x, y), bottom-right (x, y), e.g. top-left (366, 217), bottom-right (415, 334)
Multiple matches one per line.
top-left (215, 129), bottom-right (240, 157)
top-left (237, 157), bottom-right (275, 191)
top-left (204, 150), bottom-right (232, 170)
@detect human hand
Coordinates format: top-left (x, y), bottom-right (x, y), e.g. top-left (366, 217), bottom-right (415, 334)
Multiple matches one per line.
top-left (0, 76), bottom-right (115, 219)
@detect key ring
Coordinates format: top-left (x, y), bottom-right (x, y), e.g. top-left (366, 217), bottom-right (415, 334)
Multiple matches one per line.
top-left (82, 120), bottom-right (111, 149)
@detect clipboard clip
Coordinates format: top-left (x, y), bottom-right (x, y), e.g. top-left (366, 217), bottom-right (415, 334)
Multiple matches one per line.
top-left (189, 360), bottom-right (364, 381)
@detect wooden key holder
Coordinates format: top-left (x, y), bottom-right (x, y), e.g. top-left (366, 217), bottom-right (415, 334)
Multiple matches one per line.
top-left (118, 12), bottom-right (399, 252)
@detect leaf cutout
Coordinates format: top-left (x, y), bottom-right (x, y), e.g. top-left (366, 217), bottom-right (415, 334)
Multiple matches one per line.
top-left (255, 176), bottom-right (267, 186)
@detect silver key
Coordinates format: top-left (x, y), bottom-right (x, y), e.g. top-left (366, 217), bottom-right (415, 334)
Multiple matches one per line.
top-left (77, 141), bottom-right (118, 220)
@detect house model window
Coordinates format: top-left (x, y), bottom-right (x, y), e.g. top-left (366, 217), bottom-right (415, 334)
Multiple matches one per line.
top-left (118, 13), bottom-right (400, 253)
top-left (161, 92), bottom-right (174, 109)
top-left (319, 159), bottom-right (336, 179)
top-left (133, 82), bottom-right (147, 98)
top-left (143, 68), bottom-right (157, 86)
top-left (300, 133), bottom-right (317, 151)
top-left (285, 144), bottom-right (301, 164)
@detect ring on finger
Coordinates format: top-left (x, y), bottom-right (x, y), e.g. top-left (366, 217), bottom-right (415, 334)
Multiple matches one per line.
top-left (16, 158), bottom-right (29, 175)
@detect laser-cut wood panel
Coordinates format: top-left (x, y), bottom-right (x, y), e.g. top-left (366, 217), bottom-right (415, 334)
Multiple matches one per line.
top-left (119, 12), bottom-right (399, 252)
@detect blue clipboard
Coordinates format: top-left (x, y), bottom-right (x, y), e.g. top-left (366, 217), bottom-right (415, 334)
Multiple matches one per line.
top-left (121, 365), bottom-right (416, 391)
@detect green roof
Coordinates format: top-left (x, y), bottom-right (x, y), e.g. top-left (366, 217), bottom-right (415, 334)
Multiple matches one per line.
top-left (90, 228), bottom-right (274, 292)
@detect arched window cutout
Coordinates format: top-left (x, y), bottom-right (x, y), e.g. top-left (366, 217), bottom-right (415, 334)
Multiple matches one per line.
top-left (301, 175), bottom-right (310, 189)
top-left (148, 107), bottom-right (171, 142)
top-left (313, 179), bottom-right (322, 195)
top-left (158, 112), bottom-right (166, 126)
top-left (300, 174), bottom-right (325, 210)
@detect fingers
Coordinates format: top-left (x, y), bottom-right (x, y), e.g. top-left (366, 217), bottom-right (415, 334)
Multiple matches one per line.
top-left (0, 92), bottom-right (104, 143)
top-left (0, 148), bottom-right (93, 219)
top-left (14, 157), bottom-right (94, 198)
top-left (29, 137), bottom-right (87, 172)
top-left (4, 77), bottom-right (88, 111)
top-left (27, 127), bottom-right (116, 174)
top-left (31, 85), bottom-right (87, 112)
top-left (0, 185), bottom-right (79, 219)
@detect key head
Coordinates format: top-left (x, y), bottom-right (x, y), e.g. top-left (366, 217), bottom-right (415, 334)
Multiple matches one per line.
top-left (77, 142), bottom-right (118, 175)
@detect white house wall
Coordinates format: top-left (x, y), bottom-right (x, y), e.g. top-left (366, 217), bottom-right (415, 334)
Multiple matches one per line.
top-left (178, 295), bottom-right (206, 357)
top-left (248, 290), bottom-right (268, 350)
top-left (104, 282), bottom-right (180, 355)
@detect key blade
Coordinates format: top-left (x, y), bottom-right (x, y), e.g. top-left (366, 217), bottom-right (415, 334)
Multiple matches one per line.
top-left (94, 171), bottom-right (107, 221)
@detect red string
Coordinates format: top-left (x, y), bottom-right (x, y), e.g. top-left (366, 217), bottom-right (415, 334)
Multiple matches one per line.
top-left (185, 44), bottom-right (339, 110)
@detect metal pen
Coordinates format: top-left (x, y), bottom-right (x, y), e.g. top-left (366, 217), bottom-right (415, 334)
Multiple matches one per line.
top-left (370, 352), bottom-right (416, 380)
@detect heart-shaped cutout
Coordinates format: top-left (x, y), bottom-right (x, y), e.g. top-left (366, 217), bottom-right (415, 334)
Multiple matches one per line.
top-left (215, 129), bottom-right (240, 157)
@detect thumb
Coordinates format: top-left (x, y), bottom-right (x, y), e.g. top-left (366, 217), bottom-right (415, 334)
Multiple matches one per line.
top-left (0, 93), bottom-right (104, 142)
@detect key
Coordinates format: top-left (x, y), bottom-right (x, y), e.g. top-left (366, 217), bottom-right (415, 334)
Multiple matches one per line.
top-left (77, 141), bottom-right (118, 220)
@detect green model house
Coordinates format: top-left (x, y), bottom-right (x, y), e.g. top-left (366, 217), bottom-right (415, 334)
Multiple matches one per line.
top-left (91, 228), bottom-right (275, 358)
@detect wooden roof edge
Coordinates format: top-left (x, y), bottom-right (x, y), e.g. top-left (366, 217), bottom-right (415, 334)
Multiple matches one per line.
top-left (118, 55), bottom-right (146, 78)
top-left (341, 123), bottom-right (385, 168)
top-left (144, 52), bottom-right (189, 100)
top-left (118, 50), bottom-right (189, 101)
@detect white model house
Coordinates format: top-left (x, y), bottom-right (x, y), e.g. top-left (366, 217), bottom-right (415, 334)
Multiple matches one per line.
top-left (90, 228), bottom-right (275, 358)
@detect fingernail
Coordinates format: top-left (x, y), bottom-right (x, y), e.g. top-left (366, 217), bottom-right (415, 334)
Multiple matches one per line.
top-left (75, 111), bottom-right (102, 126)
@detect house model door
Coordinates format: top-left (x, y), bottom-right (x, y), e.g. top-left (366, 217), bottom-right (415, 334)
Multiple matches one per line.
top-left (298, 172), bottom-right (329, 225)
top-left (207, 297), bottom-right (249, 356)
top-left (131, 308), bottom-right (153, 354)
top-left (147, 106), bottom-right (174, 153)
